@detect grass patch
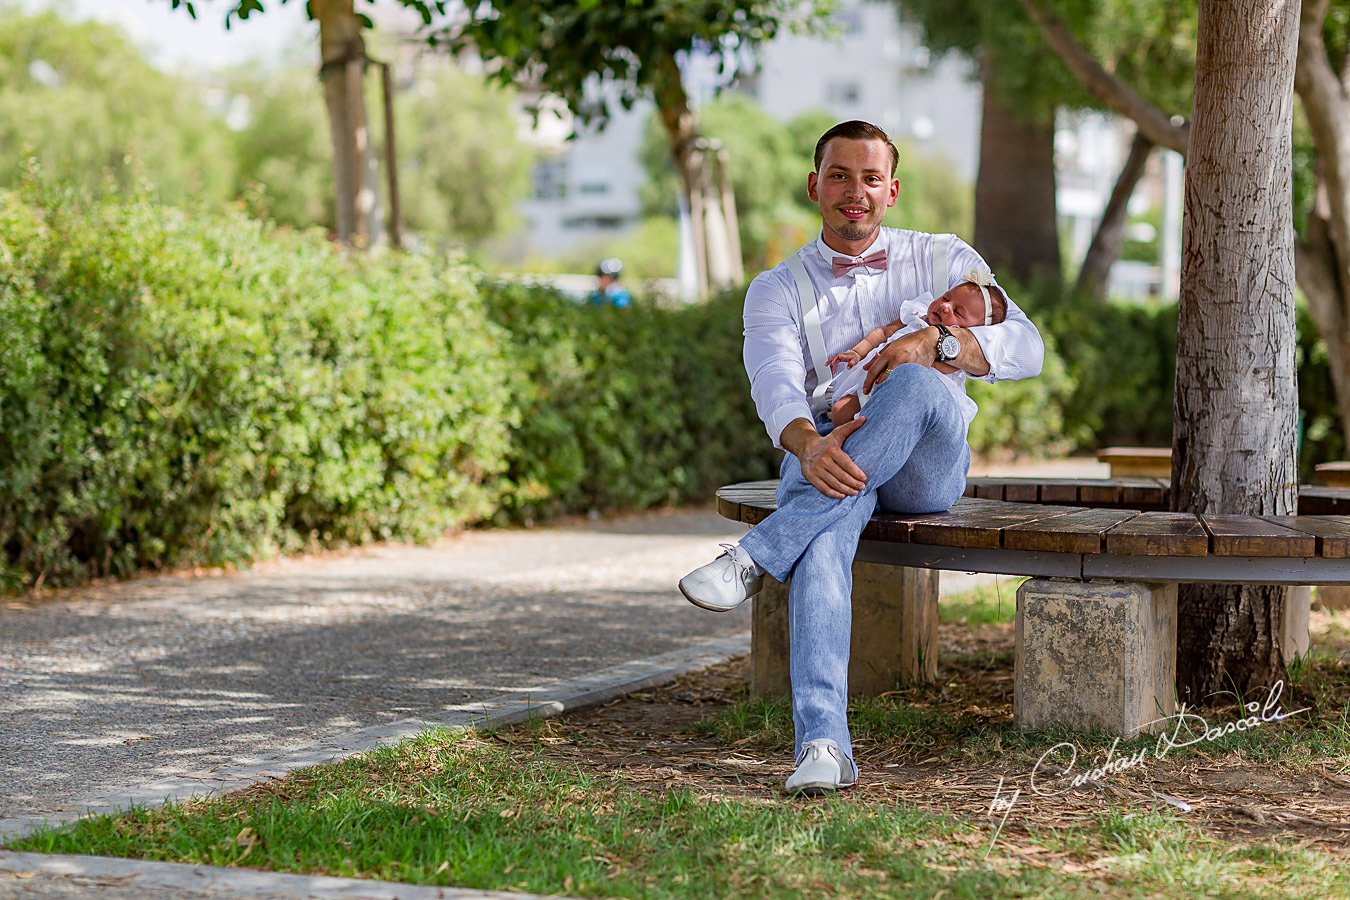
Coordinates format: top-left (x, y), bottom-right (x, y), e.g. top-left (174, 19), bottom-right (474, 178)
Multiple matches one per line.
top-left (939, 579), bottom-right (1020, 625)
top-left (11, 601), bottom-right (1350, 899)
top-left (12, 727), bottom-right (1350, 899)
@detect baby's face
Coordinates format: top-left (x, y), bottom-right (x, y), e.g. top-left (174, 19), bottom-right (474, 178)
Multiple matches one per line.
top-left (927, 283), bottom-right (988, 327)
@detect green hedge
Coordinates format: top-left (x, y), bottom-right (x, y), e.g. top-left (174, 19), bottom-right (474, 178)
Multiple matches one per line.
top-left (1, 180), bottom-right (514, 588)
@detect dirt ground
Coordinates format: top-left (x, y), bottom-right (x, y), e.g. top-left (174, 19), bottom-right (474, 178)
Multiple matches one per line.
top-left (494, 611), bottom-right (1350, 855)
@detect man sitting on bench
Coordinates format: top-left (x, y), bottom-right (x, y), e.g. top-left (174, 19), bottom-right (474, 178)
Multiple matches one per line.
top-left (678, 120), bottom-right (1045, 796)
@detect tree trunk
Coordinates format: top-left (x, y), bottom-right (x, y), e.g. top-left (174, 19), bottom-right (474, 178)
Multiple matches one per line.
top-left (1172, 0), bottom-right (1299, 702)
top-left (1295, 0), bottom-right (1350, 449)
top-left (313, 0), bottom-right (383, 248)
top-left (1074, 130), bottom-right (1154, 302)
top-left (651, 51), bottom-right (743, 294)
top-left (974, 57), bottom-right (1061, 286)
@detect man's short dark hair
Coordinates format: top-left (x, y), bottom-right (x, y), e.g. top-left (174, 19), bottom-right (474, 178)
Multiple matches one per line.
top-left (814, 121), bottom-right (900, 176)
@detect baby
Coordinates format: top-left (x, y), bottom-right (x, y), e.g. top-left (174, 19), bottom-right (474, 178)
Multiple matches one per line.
top-left (827, 275), bottom-right (1008, 429)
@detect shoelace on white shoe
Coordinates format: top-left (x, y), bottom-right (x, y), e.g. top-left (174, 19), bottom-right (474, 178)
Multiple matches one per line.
top-left (717, 543), bottom-right (756, 584)
top-left (796, 739), bottom-right (836, 766)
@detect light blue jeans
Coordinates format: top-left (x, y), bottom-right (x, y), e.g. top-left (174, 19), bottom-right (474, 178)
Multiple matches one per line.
top-left (738, 364), bottom-right (970, 767)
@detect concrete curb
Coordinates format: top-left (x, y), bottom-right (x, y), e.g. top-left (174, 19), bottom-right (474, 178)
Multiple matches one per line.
top-left (0, 850), bottom-right (563, 899)
top-left (0, 633), bottom-right (749, 843)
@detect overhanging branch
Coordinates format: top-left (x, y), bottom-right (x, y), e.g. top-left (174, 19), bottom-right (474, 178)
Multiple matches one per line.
top-left (1018, 0), bottom-right (1190, 156)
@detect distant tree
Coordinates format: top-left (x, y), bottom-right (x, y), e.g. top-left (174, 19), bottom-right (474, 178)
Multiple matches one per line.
top-left (228, 68), bottom-right (334, 230)
top-left (638, 95), bottom-right (816, 272)
top-left (896, 0), bottom-right (1197, 289)
top-left (394, 65), bottom-right (532, 245)
top-left (440, 0), bottom-right (824, 294)
top-left (0, 10), bottom-right (234, 205)
top-left (166, 0), bottom-right (451, 248)
top-left (228, 60), bottom-right (533, 245)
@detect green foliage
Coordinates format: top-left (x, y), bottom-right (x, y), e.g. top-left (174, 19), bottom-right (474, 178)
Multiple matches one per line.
top-left (442, 0), bottom-right (811, 128)
top-left (228, 67), bottom-right (335, 231)
top-left (480, 279), bottom-right (781, 521)
top-left (0, 172), bottom-right (514, 587)
top-left (639, 96), bottom-right (818, 270)
top-left (1036, 289), bottom-right (1178, 449)
top-left (967, 328), bottom-right (1082, 459)
top-left (0, 9), bottom-right (235, 206)
top-left (228, 60), bottom-right (533, 245)
top-left (391, 64), bottom-right (533, 245)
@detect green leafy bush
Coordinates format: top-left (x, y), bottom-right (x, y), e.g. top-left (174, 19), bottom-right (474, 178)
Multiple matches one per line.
top-left (480, 280), bottom-right (780, 521)
top-left (0, 175), bottom-right (513, 587)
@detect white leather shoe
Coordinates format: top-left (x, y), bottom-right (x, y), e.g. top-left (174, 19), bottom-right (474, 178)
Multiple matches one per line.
top-left (678, 543), bottom-right (764, 612)
top-left (785, 739), bottom-right (857, 796)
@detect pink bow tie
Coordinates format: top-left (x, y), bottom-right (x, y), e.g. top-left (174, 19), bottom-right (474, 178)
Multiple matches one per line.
top-left (832, 250), bottom-right (887, 278)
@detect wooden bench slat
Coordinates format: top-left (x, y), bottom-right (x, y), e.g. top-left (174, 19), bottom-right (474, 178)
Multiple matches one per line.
top-left (973, 482), bottom-right (1006, 500)
top-left (1262, 515), bottom-right (1350, 558)
top-left (1201, 515), bottom-right (1317, 557)
top-left (1104, 512), bottom-right (1209, 556)
top-left (1003, 508), bottom-right (1143, 554)
top-left (904, 500), bottom-right (1080, 550)
top-left (1121, 478), bottom-right (1170, 510)
top-left (1039, 478), bottom-right (1121, 505)
top-left (1003, 480), bottom-right (1041, 503)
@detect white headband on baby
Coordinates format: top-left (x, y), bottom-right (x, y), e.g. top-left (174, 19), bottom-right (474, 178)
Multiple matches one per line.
top-left (961, 267), bottom-right (997, 326)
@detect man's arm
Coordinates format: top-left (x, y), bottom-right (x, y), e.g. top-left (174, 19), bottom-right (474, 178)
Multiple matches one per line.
top-left (860, 325), bottom-right (988, 394)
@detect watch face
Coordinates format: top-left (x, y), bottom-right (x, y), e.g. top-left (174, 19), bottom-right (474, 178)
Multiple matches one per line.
top-left (939, 334), bottom-right (960, 360)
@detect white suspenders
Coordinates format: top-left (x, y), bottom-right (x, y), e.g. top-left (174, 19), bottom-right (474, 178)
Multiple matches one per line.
top-left (785, 234), bottom-right (951, 418)
top-left (785, 252), bottom-right (833, 416)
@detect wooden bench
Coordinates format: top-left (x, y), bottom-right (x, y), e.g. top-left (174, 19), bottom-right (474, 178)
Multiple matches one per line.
top-left (1096, 446), bottom-right (1172, 478)
top-left (715, 476), bottom-right (1350, 737)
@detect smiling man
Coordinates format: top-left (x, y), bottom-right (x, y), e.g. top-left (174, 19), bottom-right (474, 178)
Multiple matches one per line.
top-left (678, 120), bottom-right (1046, 796)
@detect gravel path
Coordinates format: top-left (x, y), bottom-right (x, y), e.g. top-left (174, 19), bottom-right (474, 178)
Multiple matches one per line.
top-left (0, 508), bottom-right (752, 823)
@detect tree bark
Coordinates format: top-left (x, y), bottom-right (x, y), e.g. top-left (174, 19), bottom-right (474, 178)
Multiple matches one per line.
top-left (1074, 130), bottom-right (1154, 302)
top-left (313, 0), bottom-right (383, 248)
top-left (974, 57), bottom-right (1061, 286)
top-left (1172, 0), bottom-right (1300, 701)
top-left (650, 51), bottom-right (743, 294)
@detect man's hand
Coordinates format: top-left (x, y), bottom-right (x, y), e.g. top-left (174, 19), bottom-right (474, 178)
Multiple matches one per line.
top-left (862, 328), bottom-right (937, 394)
top-left (862, 325), bottom-right (991, 394)
top-left (780, 417), bottom-right (868, 499)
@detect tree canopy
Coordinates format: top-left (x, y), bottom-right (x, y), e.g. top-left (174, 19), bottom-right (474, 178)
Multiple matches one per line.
top-left (0, 10), bottom-right (234, 206)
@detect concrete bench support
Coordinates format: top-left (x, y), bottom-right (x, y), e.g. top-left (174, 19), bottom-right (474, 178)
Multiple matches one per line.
top-left (1014, 578), bottom-right (1177, 737)
top-left (750, 561), bottom-right (939, 697)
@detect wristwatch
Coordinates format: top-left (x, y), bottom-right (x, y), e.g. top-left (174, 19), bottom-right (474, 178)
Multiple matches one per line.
top-left (934, 323), bottom-right (961, 362)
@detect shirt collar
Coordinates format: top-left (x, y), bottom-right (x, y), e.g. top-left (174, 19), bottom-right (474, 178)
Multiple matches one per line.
top-left (814, 230), bottom-right (885, 276)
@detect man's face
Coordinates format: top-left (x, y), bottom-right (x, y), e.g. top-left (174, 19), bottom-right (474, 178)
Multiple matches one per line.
top-left (927, 284), bottom-right (987, 327)
top-left (807, 138), bottom-right (899, 251)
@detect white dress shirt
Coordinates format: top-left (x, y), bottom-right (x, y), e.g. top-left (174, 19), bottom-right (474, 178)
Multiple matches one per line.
top-left (743, 228), bottom-right (1045, 448)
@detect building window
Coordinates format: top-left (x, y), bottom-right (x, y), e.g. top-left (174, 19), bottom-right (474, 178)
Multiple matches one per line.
top-left (532, 159), bottom-right (567, 200)
top-left (577, 181), bottom-right (610, 195)
top-left (834, 10), bottom-right (863, 36)
top-left (826, 81), bottom-right (861, 105)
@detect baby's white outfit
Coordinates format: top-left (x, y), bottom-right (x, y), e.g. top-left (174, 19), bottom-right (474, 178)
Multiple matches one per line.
top-left (829, 294), bottom-right (979, 428)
